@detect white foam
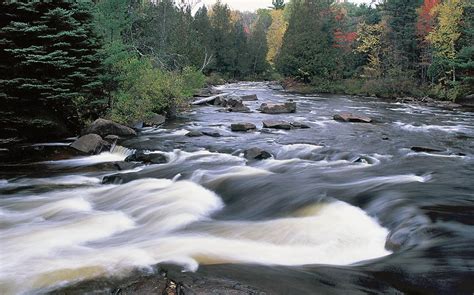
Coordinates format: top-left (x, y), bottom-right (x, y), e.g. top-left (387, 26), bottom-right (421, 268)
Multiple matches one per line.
top-left (0, 179), bottom-right (391, 294)
top-left (394, 121), bottom-right (468, 133)
top-left (276, 144), bottom-right (324, 160)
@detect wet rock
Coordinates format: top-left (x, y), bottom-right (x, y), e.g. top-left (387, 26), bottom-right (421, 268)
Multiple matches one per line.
top-left (231, 123), bottom-right (257, 132)
top-left (84, 118), bottom-right (137, 137)
top-left (144, 113), bottom-right (166, 127)
top-left (104, 135), bottom-right (120, 143)
top-left (259, 101), bottom-right (296, 114)
top-left (128, 121), bottom-right (144, 129)
top-left (262, 120), bottom-right (292, 130)
top-left (114, 161), bottom-right (140, 170)
top-left (240, 94), bottom-right (258, 101)
top-left (290, 122), bottom-right (310, 129)
top-left (186, 130), bottom-right (204, 137)
top-left (125, 151), bottom-right (168, 164)
top-left (201, 129), bottom-right (222, 137)
top-left (228, 105), bottom-right (251, 113)
top-left (70, 134), bottom-right (110, 155)
top-left (333, 113), bottom-right (372, 123)
top-left (411, 146), bottom-right (444, 153)
top-left (385, 228), bottom-right (411, 251)
top-left (244, 147), bottom-right (272, 160)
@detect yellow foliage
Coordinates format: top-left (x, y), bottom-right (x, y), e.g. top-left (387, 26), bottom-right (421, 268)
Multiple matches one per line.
top-left (427, 0), bottom-right (464, 60)
top-left (355, 22), bottom-right (385, 78)
top-left (266, 9), bottom-right (288, 64)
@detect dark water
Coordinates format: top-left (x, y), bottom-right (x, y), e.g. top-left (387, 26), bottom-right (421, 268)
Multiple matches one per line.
top-left (1, 82), bottom-right (473, 294)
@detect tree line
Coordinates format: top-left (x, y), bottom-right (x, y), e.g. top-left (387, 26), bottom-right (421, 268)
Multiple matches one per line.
top-left (1, 0), bottom-right (472, 141)
top-left (273, 0), bottom-right (473, 99)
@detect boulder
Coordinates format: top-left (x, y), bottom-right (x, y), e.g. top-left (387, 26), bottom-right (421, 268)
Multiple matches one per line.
top-left (186, 130), bottom-right (204, 137)
top-left (240, 94), bottom-right (258, 101)
top-left (262, 120), bottom-right (292, 130)
top-left (244, 147), bottom-right (272, 160)
top-left (290, 122), bottom-right (310, 129)
top-left (144, 113), bottom-right (166, 127)
top-left (333, 113), bottom-right (372, 123)
top-left (216, 96), bottom-right (243, 108)
top-left (125, 151), bottom-right (168, 164)
top-left (228, 105), bottom-right (251, 113)
top-left (410, 146), bottom-right (444, 153)
top-left (259, 101), bottom-right (296, 114)
top-left (84, 118), bottom-right (137, 137)
top-left (70, 134), bottom-right (110, 154)
top-left (455, 94), bottom-right (474, 108)
top-left (231, 123), bottom-right (257, 132)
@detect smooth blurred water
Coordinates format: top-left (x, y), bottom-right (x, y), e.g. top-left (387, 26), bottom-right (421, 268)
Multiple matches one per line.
top-left (1, 82), bottom-right (473, 294)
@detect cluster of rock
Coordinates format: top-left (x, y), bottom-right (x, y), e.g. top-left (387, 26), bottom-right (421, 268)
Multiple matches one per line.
top-left (70, 118), bottom-right (137, 154)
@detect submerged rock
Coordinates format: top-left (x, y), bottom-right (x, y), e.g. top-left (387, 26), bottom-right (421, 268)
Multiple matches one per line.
top-left (227, 105), bottom-right (251, 113)
top-left (333, 113), bottom-right (372, 123)
top-left (410, 146), bottom-right (444, 153)
top-left (244, 147), bottom-right (272, 160)
top-left (125, 151), bottom-right (168, 164)
top-left (240, 94), bottom-right (258, 101)
top-left (201, 129), bottom-right (222, 137)
top-left (262, 120), bottom-right (292, 130)
top-left (70, 134), bottom-right (110, 154)
top-left (231, 123), bottom-right (257, 132)
top-left (290, 122), bottom-right (310, 129)
top-left (185, 130), bottom-right (204, 137)
top-left (84, 118), bottom-right (137, 137)
top-left (259, 101), bottom-right (296, 114)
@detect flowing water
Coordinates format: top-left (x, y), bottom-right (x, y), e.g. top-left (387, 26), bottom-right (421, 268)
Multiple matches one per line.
top-left (1, 82), bottom-right (473, 294)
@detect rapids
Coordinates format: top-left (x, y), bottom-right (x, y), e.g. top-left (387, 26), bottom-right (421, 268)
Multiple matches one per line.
top-left (1, 82), bottom-right (473, 294)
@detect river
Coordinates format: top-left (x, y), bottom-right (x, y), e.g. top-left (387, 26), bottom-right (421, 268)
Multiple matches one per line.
top-left (1, 82), bottom-right (473, 294)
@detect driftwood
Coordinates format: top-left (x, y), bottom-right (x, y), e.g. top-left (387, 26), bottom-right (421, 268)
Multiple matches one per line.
top-left (192, 93), bottom-right (230, 105)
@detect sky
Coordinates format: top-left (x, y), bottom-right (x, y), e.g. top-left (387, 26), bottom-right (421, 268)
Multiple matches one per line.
top-left (201, 0), bottom-right (371, 11)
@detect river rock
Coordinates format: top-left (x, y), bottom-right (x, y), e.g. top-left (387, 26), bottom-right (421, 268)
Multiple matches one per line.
top-left (333, 113), bottom-right (372, 123)
top-left (84, 118), bottom-right (137, 137)
top-left (259, 101), bottom-right (296, 114)
top-left (185, 130), bottom-right (204, 137)
top-left (290, 122), bottom-right (310, 129)
top-left (410, 146), bottom-right (444, 153)
top-left (201, 129), bottom-right (222, 137)
top-left (70, 134), bottom-right (110, 154)
top-left (244, 147), bottom-right (272, 160)
top-left (231, 123), bottom-right (257, 132)
top-left (125, 151), bottom-right (168, 164)
top-left (228, 105), bottom-right (251, 113)
top-left (262, 120), bottom-right (292, 130)
top-left (240, 94), bottom-right (258, 101)
top-left (144, 113), bottom-right (166, 127)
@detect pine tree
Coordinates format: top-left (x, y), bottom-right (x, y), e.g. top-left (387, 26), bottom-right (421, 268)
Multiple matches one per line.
top-left (0, 1), bottom-right (104, 140)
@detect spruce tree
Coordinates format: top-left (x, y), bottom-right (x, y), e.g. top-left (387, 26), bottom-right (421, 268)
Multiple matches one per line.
top-left (0, 1), bottom-right (104, 140)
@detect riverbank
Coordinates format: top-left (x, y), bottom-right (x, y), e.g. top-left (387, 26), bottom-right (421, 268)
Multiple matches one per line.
top-left (281, 78), bottom-right (474, 111)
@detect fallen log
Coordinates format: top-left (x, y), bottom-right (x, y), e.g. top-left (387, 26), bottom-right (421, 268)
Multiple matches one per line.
top-left (191, 93), bottom-right (230, 105)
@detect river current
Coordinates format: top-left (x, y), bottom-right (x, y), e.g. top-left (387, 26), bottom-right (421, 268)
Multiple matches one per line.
top-left (1, 82), bottom-right (473, 294)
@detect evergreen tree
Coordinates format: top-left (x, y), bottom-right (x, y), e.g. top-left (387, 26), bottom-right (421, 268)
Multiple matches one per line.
top-left (0, 1), bottom-right (104, 140)
top-left (209, 1), bottom-right (234, 74)
top-left (276, 0), bottom-right (337, 81)
top-left (272, 0), bottom-right (286, 10)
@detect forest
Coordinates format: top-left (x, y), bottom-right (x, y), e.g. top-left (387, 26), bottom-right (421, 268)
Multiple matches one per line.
top-left (0, 0), bottom-right (473, 141)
